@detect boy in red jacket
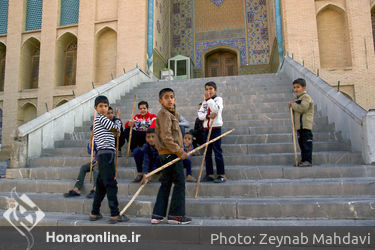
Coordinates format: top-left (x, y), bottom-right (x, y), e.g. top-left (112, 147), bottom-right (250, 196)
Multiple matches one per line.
top-left (124, 101), bottom-right (157, 182)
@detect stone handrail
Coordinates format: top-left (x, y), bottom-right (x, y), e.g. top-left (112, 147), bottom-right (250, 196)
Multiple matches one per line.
top-left (11, 67), bottom-right (152, 168)
top-left (279, 56), bottom-right (375, 164)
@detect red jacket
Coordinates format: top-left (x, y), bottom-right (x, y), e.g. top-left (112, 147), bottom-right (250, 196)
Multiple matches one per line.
top-left (125, 112), bottom-right (157, 131)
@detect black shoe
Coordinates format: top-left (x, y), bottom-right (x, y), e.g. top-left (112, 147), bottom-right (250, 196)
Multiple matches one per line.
top-left (86, 190), bottom-right (95, 199)
top-left (202, 175), bottom-right (214, 182)
top-left (167, 215), bottom-right (192, 225)
top-left (151, 214), bottom-right (164, 224)
top-left (64, 190), bottom-right (80, 198)
top-left (133, 174), bottom-right (143, 183)
top-left (89, 213), bottom-right (103, 221)
top-left (214, 175), bottom-right (226, 183)
top-left (109, 214), bottom-right (130, 224)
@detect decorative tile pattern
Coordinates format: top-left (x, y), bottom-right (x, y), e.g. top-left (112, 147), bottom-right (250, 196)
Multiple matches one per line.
top-left (210, 0), bottom-right (224, 7)
top-left (245, 0), bottom-right (270, 64)
top-left (26, 0), bottom-right (43, 31)
top-left (195, 38), bottom-right (246, 68)
top-left (170, 0), bottom-right (194, 59)
top-left (0, 0), bottom-right (8, 34)
top-left (60, 0), bottom-right (79, 26)
top-left (154, 0), bottom-right (170, 61)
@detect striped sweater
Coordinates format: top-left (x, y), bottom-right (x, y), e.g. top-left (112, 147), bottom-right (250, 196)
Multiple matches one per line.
top-left (94, 113), bottom-right (121, 151)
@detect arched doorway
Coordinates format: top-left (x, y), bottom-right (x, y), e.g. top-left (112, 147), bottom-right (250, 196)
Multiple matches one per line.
top-left (205, 49), bottom-right (238, 77)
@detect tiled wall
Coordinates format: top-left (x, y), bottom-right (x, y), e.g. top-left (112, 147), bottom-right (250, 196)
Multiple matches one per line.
top-left (170, 0), bottom-right (194, 59)
top-left (154, 0), bottom-right (170, 61)
top-left (245, 0), bottom-right (270, 65)
top-left (26, 0), bottom-right (43, 31)
top-left (60, 0), bottom-right (79, 26)
top-left (0, 0), bottom-right (9, 34)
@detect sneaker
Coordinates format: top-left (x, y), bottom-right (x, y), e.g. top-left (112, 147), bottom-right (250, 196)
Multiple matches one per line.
top-left (109, 214), bottom-right (130, 224)
top-left (214, 175), bottom-right (226, 183)
top-left (64, 190), bottom-right (80, 198)
top-left (86, 190), bottom-right (95, 199)
top-left (201, 175), bottom-right (215, 182)
top-left (151, 214), bottom-right (164, 224)
top-left (167, 215), bottom-right (192, 225)
top-left (294, 161), bottom-right (302, 167)
top-left (89, 213), bottom-right (103, 221)
top-left (186, 175), bottom-right (197, 182)
top-left (133, 174), bottom-right (143, 183)
top-left (299, 161), bottom-right (312, 167)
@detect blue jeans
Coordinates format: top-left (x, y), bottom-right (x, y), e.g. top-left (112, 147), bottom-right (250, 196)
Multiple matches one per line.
top-left (133, 147), bottom-right (144, 173)
top-left (204, 128), bottom-right (225, 176)
top-left (183, 159), bottom-right (192, 176)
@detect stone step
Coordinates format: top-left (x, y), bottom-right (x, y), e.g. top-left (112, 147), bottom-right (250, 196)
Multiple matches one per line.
top-left (130, 81), bottom-right (291, 91)
top-left (0, 192), bottom-right (373, 219)
top-left (1, 210), bottom-right (373, 226)
top-left (56, 132), bottom-right (337, 148)
top-left (2, 177), bottom-right (374, 198)
top-left (43, 142), bottom-right (349, 157)
top-left (118, 93), bottom-right (293, 106)
top-left (75, 117), bottom-right (329, 133)
top-left (66, 125), bottom-right (335, 142)
top-left (29, 152), bottom-right (363, 168)
top-left (6, 165), bottom-right (375, 182)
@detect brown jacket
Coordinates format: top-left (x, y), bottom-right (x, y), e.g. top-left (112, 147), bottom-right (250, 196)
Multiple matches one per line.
top-left (154, 106), bottom-right (184, 157)
top-left (291, 91), bottom-right (314, 130)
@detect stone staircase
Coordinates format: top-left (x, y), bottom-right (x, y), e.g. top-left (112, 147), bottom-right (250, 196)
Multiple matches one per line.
top-left (1, 73), bottom-right (374, 225)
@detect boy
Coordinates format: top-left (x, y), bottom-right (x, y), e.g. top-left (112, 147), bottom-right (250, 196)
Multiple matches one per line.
top-left (151, 88), bottom-right (191, 225)
top-left (198, 81), bottom-right (226, 183)
top-left (125, 101), bottom-right (157, 182)
top-left (64, 130), bottom-right (98, 199)
top-left (140, 129), bottom-right (161, 185)
top-left (90, 95), bottom-right (129, 224)
top-left (289, 78), bottom-right (314, 167)
top-left (183, 132), bottom-right (197, 182)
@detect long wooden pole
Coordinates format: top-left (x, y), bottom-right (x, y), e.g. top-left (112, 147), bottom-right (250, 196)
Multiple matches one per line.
top-left (290, 107), bottom-right (299, 166)
top-left (126, 95), bottom-right (137, 163)
top-left (119, 128), bottom-right (235, 215)
top-left (89, 111), bottom-right (97, 183)
top-left (194, 120), bottom-right (213, 199)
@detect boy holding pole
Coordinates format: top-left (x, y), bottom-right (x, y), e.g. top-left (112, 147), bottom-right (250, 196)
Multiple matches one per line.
top-left (289, 78), bottom-right (314, 167)
top-left (198, 81), bottom-right (226, 183)
top-left (90, 95), bottom-right (129, 224)
top-left (151, 88), bottom-right (191, 225)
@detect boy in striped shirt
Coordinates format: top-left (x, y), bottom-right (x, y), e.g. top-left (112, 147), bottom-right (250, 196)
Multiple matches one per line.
top-left (90, 95), bottom-right (129, 224)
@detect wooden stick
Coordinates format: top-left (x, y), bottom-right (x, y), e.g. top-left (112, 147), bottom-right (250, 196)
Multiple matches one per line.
top-left (126, 95), bottom-right (137, 164)
top-left (290, 107), bottom-right (299, 166)
top-left (119, 128), bottom-right (235, 216)
top-left (89, 111), bottom-right (97, 183)
top-left (115, 134), bottom-right (119, 179)
top-left (194, 120), bottom-right (213, 199)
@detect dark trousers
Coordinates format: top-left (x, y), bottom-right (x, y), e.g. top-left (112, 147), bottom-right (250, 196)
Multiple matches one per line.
top-left (193, 130), bottom-right (204, 148)
top-left (204, 128), bottom-right (225, 176)
top-left (133, 147), bottom-right (144, 173)
top-left (74, 162), bottom-right (98, 190)
top-left (297, 129), bottom-right (313, 163)
top-left (91, 151), bottom-right (119, 217)
top-left (153, 154), bottom-right (185, 217)
top-left (183, 159), bottom-right (192, 176)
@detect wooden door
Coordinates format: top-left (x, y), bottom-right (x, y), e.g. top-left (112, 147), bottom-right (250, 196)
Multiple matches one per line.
top-left (206, 51), bottom-right (237, 77)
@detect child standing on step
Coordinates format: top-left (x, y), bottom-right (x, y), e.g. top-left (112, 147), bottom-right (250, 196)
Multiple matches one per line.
top-left (90, 95), bottom-right (129, 224)
top-left (198, 81), bottom-right (226, 183)
top-left (151, 88), bottom-right (191, 225)
top-left (289, 78), bottom-right (314, 167)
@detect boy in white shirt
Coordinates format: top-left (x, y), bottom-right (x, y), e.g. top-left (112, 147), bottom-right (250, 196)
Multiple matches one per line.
top-left (198, 81), bottom-right (226, 183)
